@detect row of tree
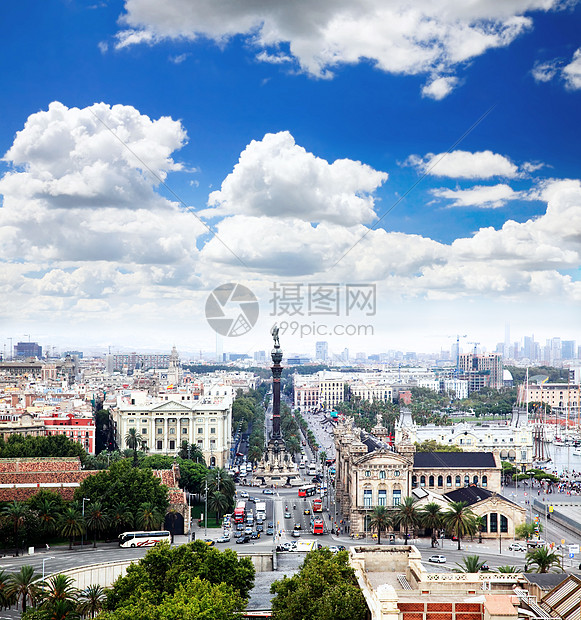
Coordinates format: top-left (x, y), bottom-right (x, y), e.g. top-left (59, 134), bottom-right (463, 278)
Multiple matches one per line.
top-left (0, 434), bottom-right (87, 463)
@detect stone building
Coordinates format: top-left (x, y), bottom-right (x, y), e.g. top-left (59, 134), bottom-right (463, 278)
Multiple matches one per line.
top-left (334, 418), bottom-right (522, 539)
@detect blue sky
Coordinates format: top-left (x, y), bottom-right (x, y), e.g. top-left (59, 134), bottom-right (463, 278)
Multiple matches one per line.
top-left (0, 0), bottom-right (580, 358)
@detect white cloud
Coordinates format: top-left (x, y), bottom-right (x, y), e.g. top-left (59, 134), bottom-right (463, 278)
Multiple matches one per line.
top-left (112, 0), bottom-right (566, 96)
top-left (432, 184), bottom-right (520, 208)
top-left (532, 59), bottom-right (560, 82)
top-left (409, 149), bottom-right (521, 179)
top-left (563, 48), bottom-right (581, 90)
top-left (169, 53), bottom-right (189, 64)
top-left (421, 76), bottom-right (459, 100)
top-left (204, 131), bottom-right (387, 226)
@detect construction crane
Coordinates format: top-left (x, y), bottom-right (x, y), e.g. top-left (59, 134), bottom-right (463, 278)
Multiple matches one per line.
top-left (447, 334), bottom-right (467, 373)
top-left (468, 341), bottom-right (480, 355)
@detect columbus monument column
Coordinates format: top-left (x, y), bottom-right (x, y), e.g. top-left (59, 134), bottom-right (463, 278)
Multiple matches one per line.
top-left (270, 324), bottom-right (282, 440)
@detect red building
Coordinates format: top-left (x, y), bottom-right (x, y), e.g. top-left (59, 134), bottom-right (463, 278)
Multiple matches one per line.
top-left (43, 413), bottom-right (95, 455)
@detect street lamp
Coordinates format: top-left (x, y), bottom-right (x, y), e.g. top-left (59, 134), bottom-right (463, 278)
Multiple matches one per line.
top-left (42, 556), bottom-right (55, 580)
top-left (204, 479), bottom-right (208, 538)
top-left (81, 498), bottom-right (90, 550)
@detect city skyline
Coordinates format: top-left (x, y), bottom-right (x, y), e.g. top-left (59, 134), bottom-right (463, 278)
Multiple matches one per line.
top-left (0, 2), bottom-right (580, 352)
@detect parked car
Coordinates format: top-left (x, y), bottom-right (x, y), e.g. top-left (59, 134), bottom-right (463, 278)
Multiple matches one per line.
top-left (480, 563), bottom-right (490, 571)
top-left (508, 542), bottom-right (526, 552)
top-left (239, 491), bottom-right (249, 498)
top-left (428, 555), bottom-right (446, 563)
top-left (329, 546), bottom-right (339, 553)
top-left (263, 489), bottom-right (274, 494)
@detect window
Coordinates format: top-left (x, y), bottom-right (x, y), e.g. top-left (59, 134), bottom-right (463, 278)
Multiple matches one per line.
top-left (157, 428), bottom-right (163, 435)
top-left (464, 475), bottom-right (470, 485)
top-left (429, 475), bottom-right (435, 487)
top-left (363, 489), bottom-right (372, 508)
top-left (365, 470), bottom-right (371, 478)
top-left (211, 427), bottom-right (216, 434)
top-left (438, 475), bottom-right (443, 487)
top-left (394, 470), bottom-right (400, 477)
top-left (446, 475), bottom-right (452, 487)
top-left (379, 470), bottom-right (386, 479)
top-left (142, 428), bottom-right (147, 435)
top-left (455, 475), bottom-right (461, 487)
top-left (392, 489), bottom-right (401, 506)
top-left (157, 440), bottom-right (162, 450)
top-left (412, 475), bottom-right (417, 488)
top-left (169, 428), bottom-right (175, 434)
top-left (489, 512), bottom-right (498, 533)
top-left (378, 490), bottom-right (387, 506)
top-left (198, 428), bottom-right (203, 434)
top-left (481, 514), bottom-right (488, 533)
top-left (182, 428), bottom-right (188, 434)
top-left (169, 440), bottom-right (175, 450)
top-left (473, 475), bottom-right (478, 485)
top-left (482, 475), bottom-right (488, 488)
top-left (420, 475), bottom-right (426, 487)
top-left (500, 515), bottom-right (508, 533)
top-left (197, 440), bottom-right (203, 446)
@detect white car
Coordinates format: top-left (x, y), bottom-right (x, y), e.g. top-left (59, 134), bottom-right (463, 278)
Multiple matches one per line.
top-left (239, 490), bottom-right (249, 498)
top-left (508, 542), bottom-right (526, 552)
top-left (428, 555), bottom-right (447, 563)
top-left (328, 545), bottom-right (340, 553)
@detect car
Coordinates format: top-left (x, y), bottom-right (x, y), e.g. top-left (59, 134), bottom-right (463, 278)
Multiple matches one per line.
top-left (203, 539), bottom-right (215, 546)
top-left (263, 488), bottom-right (274, 494)
top-left (428, 555), bottom-right (446, 563)
top-left (268, 521), bottom-right (274, 528)
top-left (299, 463), bottom-right (305, 469)
top-left (480, 563), bottom-right (490, 571)
top-left (239, 491), bottom-right (249, 498)
top-left (236, 536), bottom-right (251, 544)
top-left (256, 524), bottom-right (264, 532)
top-left (292, 530), bottom-right (300, 537)
top-left (509, 543), bottom-right (526, 552)
top-left (216, 535), bottom-right (230, 543)
top-left (294, 523), bottom-right (301, 530)
top-left (284, 511), bottom-right (292, 518)
top-left (236, 523), bottom-right (244, 531)
top-left (337, 545), bottom-right (346, 551)
top-left (304, 509), bottom-right (311, 515)
top-left (256, 518), bottom-right (264, 525)
top-left (248, 497), bottom-right (256, 503)
top-left (244, 527), bottom-right (253, 535)
top-left (266, 528), bottom-right (274, 535)
top-left (279, 542), bottom-right (295, 552)
top-left (251, 531), bottom-right (261, 539)
top-left (233, 530), bottom-right (243, 538)
top-left (329, 545), bottom-right (339, 553)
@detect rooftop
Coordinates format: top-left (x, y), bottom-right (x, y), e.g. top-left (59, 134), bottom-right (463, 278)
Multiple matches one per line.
top-left (413, 452), bottom-right (496, 469)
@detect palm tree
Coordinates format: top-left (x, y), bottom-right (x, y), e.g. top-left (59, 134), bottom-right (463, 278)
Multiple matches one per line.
top-left (59, 506), bottom-right (86, 550)
top-left (38, 573), bottom-right (79, 618)
top-left (84, 501), bottom-right (109, 548)
top-left (442, 501), bottom-right (476, 550)
top-left (1, 501), bottom-right (30, 556)
top-left (78, 584), bottom-right (106, 619)
top-left (208, 491), bottom-right (230, 524)
top-left (394, 496), bottom-right (419, 541)
top-left (110, 502), bottom-right (134, 535)
top-left (125, 428), bottom-right (143, 466)
top-left (6, 565), bottom-right (40, 614)
top-left (369, 506), bottom-right (392, 545)
top-left (0, 569), bottom-right (15, 610)
top-left (247, 445), bottom-right (263, 463)
top-left (453, 555), bottom-right (486, 573)
top-left (525, 547), bottom-right (562, 573)
top-left (285, 436), bottom-right (301, 460)
top-left (475, 516), bottom-right (485, 543)
top-left (419, 502), bottom-right (443, 547)
top-left (136, 502), bottom-right (163, 531)
top-left (35, 497), bottom-right (60, 535)
top-left (206, 468), bottom-right (235, 501)
top-left (496, 566), bottom-right (521, 573)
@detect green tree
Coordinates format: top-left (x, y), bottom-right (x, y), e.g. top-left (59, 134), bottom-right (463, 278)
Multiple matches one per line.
top-left (125, 428), bottom-right (143, 467)
top-left (208, 491), bottom-right (230, 524)
top-left (75, 459), bottom-right (169, 535)
top-left (136, 502), bottom-right (164, 531)
top-left (177, 441), bottom-right (205, 464)
top-left (525, 547), bottom-right (562, 573)
top-left (415, 440), bottom-right (463, 452)
top-left (0, 434), bottom-right (87, 464)
top-left (496, 566), bottom-right (520, 573)
top-left (59, 506), bottom-right (86, 550)
top-left (419, 502), bottom-right (443, 547)
top-left (285, 436), bottom-right (300, 460)
top-left (394, 496), bottom-right (419, 540)
top-left (1, 501), bottom-right (31, 556)
top-left (453, 555), bottom-right (486, 573)
top-left (369, 506), bottom-right (392, 545)
top-left (442, 501), bottom-right (476, 551)
top-left (37, 573), bottom-right (79, 619)
top-left (6, 565), bottom-right (40, 614)
top-left (0, 569), bottom-right (15, 609)
top-left (109, 502), bottom-right (134, 536)
top-left (27, 492), bottom-right (63, 535)
top-left (247, 445), bottom-right (263, 463)
top-left (270, 548), bottom-right (367, 620)
top-left (78, 584), bottom-right (106, 619)
top-left (85, 501), bottom-right (109, 548)
top-left (515, 523), bottom-right (541, 540)
top-left (100, 577), bottom-right (244, 620)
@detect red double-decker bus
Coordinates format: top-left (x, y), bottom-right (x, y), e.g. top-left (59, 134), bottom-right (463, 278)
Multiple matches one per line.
top-left (234, 500), bottom-right (246, 523)
top-left (312, 517), bottom-right (324, 535)
top-left (298, 485), bottom-right (316, 497)
top-left (312, 498), bottom-right (322, 512)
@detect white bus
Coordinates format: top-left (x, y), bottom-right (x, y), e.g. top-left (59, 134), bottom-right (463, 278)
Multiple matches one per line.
top-left (118, 530), bottom-right (171, 548)
top-left (308, 464), bottom-right (317, 476)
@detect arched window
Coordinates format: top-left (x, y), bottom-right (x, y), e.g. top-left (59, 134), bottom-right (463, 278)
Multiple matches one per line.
top-left (446, 475), bottom-right (452, 487)
top-left (480, 514), bottom-right (488, 533)
top-left (420, 475), bottom-right (426, 487)
top-left (429, 475), bottom-right (435, 487)
top-left (482, 475), bottom-right (488, 488)
top-left (455, 475), bottom-right (461, 486)
top-left (464, 475), bottom-right (470, 486)
top-left (438, 475), bottom-right (443, 487)
top-left (412, 475), bottom-right (417, 488)
top-left (500, 515), bottom-right (508, 533)
top-left (490, 512), bottom-right (498, 533)
top-left (473, 475), bottom-right (479, 485)
top-left (210, 456), bottom-right (216, 467)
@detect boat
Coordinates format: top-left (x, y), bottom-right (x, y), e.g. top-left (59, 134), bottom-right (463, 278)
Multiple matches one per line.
top-left (573, 448), bottom-right (581, 456)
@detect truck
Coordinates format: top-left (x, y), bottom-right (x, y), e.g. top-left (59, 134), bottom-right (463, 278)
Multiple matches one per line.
top-left (255, 501), bottom-right (267, 520)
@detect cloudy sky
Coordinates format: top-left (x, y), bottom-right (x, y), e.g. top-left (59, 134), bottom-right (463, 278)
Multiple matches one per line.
top-left (1, 0), bottom-right (580, 359)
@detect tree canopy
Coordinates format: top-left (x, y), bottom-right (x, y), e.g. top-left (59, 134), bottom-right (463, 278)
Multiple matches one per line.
top-left (270, 548), bottom-right (367, 620)
top-left (0, 434), bottom-right (87, 463)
